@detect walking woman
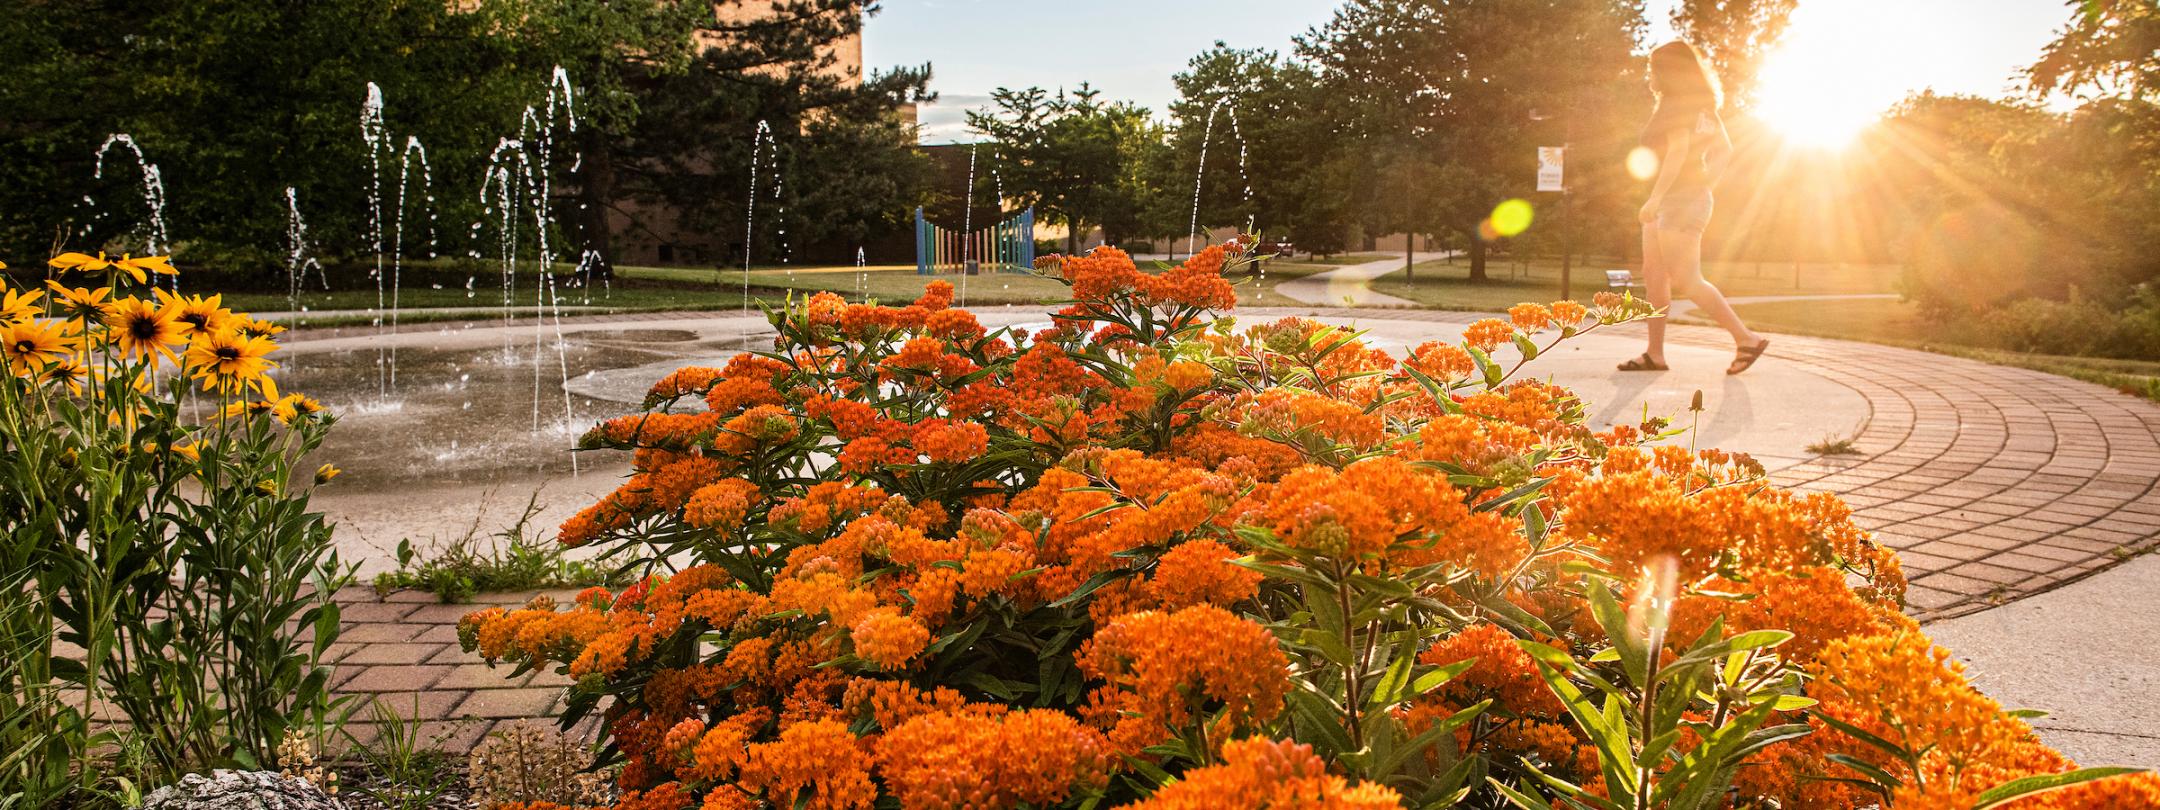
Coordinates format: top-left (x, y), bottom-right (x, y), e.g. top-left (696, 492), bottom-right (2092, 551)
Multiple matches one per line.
top-left (1619, 41), bottom-right (1770, 375)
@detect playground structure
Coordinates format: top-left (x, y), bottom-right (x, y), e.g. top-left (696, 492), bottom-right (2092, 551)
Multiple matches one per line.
top-left (915, 206), bottom-right (1035, 275)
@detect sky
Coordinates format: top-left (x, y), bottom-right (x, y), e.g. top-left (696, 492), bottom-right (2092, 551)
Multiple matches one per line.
top-left (864, 0), bottom-right (2075, 144)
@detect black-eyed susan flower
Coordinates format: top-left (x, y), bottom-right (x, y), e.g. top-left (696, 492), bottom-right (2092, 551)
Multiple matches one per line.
top-left (48, 251), bottom-right (113, 275)
top-left (184, 327), bottom-right (278, 393)
top-left (39, 356), bottom-right (89, 394)
top-left (104, 296), bottom-right (185, 367)
top-left (155, 289), bottom-right (234, 338)
top-left (44, 281), bottom-right (115, 321)
top-left (0, 318), bottom-right (79, 374)
top-left (114, 255), bottom-right (176, 284)
top-left (221, 398), bottom-right (278, 419)
top-left (236, 317), bottom-right (286, 338)
top-left (141, 441), bottom-right (201, 463)
top-left (272, 393), bottom-right (325, 424)
top-left (0, 286), bottom-right (43, 325)
top-left (314, 464), bottom-right (341, 484)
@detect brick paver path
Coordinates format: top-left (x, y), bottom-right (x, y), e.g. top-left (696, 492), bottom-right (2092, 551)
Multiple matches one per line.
top-left (309, 306), bottom-right (2160, 748)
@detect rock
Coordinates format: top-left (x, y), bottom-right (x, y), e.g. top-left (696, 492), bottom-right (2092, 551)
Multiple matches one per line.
top-left (139, 770), bottom-right (343, 810)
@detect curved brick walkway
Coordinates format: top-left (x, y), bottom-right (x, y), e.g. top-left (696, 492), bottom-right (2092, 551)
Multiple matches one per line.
top-left (1251, 307), bottom-right (2160, 620)
top-left (295, 305), bottom-right (2160, 749)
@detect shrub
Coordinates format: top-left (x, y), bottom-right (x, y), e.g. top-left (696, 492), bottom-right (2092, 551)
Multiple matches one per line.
top-left (373, 494), bottom-right (625, 603)
top-left (0, 253), bottom-right (351, 804)
top-left (463, 246), bottom-right (2151, 808)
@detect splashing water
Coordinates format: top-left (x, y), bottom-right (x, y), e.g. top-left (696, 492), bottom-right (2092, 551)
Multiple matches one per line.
top-left (283, 187), bottom-right (328, 332)
top-left (856, 246), bottom-right (867, 298)
top-left (961, 143), bottom-right (978, 307)
top-left (472, 67), bottom-right (586, 474)
top-left (741, 119), bottom-right (786, 330)
top-left (1187, 96), bottom-right (1254, 256)
top-left (360, 83), bottom-right (395, 397)
top-left (575, 250), bottom-right (608, 305)
top-left (88, 134), bottom-right (172, 287)
top-left (390, 135), bottom-right (435, 390)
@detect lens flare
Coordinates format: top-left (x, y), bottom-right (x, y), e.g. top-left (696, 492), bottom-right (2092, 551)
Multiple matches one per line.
top-left (1626, 147), bottom-right (1660, 181)
top-left (1490, 199), bottom-right (1535, 237)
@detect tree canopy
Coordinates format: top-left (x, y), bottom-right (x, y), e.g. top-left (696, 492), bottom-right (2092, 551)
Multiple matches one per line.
top-left (0, 0), bottom-right (930, 271)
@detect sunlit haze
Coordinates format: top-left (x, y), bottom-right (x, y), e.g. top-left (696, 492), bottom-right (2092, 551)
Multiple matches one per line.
top-left (1737, 0), bottom-right (2067, 149)
top-left (871, 0), bottom-right (2070, 143)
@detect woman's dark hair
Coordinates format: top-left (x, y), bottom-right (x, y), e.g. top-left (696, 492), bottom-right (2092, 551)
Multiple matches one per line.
top-left (1649, 41), bottom-right (1723, 108)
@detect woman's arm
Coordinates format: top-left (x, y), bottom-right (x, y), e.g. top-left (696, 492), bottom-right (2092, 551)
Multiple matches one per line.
top-left (1639, 133), bottom-right (1692, 222)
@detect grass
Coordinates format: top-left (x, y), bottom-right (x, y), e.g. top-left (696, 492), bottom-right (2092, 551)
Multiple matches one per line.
top-left (371, 495), bottom-right (626, 603)
top-left (1805, 434), bottom-right (1864, 456)
top-left (619, 263), bottom-right (1076, 307)
top-left (1365, 254), bottom-right (1900, 311)
top-left (1722, 298), bottom-right (2160, 403)
top-left (216, 252), bottom-right (1392, 326)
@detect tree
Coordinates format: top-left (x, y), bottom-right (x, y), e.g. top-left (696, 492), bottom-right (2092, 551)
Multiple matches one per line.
top-left (1878, 92), bottom-right (2160, 312)
top-left (969, 85), bottom-right (1157, 252)
top-left (2028, 0), bottom-right (2160, 101)
top-left (0, 1), bottom-right (932, 274)
top-left (486, 1), bottom-right (930, 271)
top-left (0, 1), bottom-right (528, 267)
top-left (1163, 43), bottom-right (1351, 257)
top-left (1669, 0), bottom-right (1797, 102)
top-left (1300, 0), bottom-right (1645, 281)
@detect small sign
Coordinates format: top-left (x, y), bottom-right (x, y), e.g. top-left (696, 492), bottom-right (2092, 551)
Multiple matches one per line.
top-left (1537, 146), bottom-right (1566, 192)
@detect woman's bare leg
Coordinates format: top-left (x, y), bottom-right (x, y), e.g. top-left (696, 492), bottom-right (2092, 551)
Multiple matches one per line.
top-left (1640, 222), bottom-right (1671, 364)
top-left (1656, 226), bottom-right (1762, 348)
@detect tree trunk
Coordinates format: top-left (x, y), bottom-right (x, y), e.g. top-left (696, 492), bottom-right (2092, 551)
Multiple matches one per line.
top-left (579, 125), bottom-right (617, 280)
top-left (1066, 216), bottom-right (1080, 255)
top-left (1404, 235), bottom-right (1414, 281)
top-left (1468, 230), bottom-right (1488, 282)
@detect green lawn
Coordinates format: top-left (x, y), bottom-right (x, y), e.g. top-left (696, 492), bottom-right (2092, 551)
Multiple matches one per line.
top-left (617, 264), bottom-right (1076, 307)
top-left (1366, 255), bottom-right (1900, 310)
top-left (200, 251), bottom-right (1400, 322)
top-left (220, 284), bottom-right (749, 316)
top-left (1723, 298), bottom-right (2160, 401)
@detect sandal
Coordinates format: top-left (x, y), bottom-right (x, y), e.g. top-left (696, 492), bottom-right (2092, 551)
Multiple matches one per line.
top-left (1618, 353), bottom-right (1668, 372)
top-left (1727, 339), bottom-right (1770, 375)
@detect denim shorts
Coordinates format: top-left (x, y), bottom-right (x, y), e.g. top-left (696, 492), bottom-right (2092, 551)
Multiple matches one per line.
top-left (1656, 192), bottom-right (1714, 234)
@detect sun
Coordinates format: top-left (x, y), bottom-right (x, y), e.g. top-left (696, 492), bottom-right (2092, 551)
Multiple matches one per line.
top-left (1748, 44), bottom-right (1884, 149)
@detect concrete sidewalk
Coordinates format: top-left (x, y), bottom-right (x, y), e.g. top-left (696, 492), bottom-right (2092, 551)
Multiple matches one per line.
top-left (1927, 552), bottom-right (2160, 767)
top-left (1273, 256), bottom-right (1422, 307)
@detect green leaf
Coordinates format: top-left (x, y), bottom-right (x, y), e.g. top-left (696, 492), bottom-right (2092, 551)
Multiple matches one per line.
top-left (1823, 753), bottom-right (1903, 792)
top-left (1487, 777), bottom-right (1557, 810)
top-left (1974, 767), bottom-right (2146, 809)
top-left (1050, 568), bottom-right (1135, 607)
top-left (1409, 658), bottom-right (1477, 698)
top-left (1586, 580), bottom-right (1647, 688)
top-left (1512, 332), bottom-right (1541, 361)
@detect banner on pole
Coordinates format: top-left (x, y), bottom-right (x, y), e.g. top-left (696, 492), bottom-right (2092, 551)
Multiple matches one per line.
top-left (1537, 147), bottom-right (1565, 192)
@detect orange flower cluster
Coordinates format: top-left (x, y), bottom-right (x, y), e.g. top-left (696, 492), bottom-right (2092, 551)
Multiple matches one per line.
top-left (1809, 631), bottom-right (2160, 807)
top-left (1119, 738), bottom-right (1402, 810)
top-left (1076, 605), bottom-right (1290, 755)
top-left (877, 708), bottom-right (1113, 810)
top-left (453, 263), bottom-right (2126, 808)
top-left (1058, 245), bottom-right (1235, 314)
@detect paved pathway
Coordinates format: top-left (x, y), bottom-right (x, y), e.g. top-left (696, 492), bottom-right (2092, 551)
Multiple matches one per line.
top-left (1928, 553), bottom-right (2160, 767)
top-left (1273, 256), bottom-right (1421, 307)
top-left (321, 586), bottom-right (594, 754)
top-left (1256, 307), bottom-right (2160, 620)
top-left (288, 305), bottom-right (2160, 755)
